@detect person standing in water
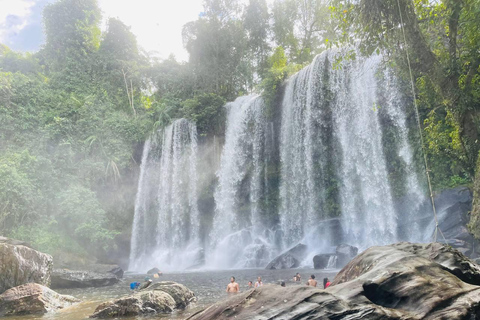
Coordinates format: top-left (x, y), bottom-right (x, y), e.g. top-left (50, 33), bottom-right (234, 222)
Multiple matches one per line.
top-left (324, 278), bottom-right (331, 288)
top-left (247, 281), bottom-right (253, 288)
top-left (255, 276), bottom-right (263, 288)
top-left (293, 273), bottom-right (301, 282)
top-left (226, 276), bottom-right (240, 293)
top-left (308, 274), bottom-right (317, 287)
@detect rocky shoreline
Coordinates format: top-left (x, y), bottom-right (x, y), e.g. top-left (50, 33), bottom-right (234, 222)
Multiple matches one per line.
top-left (3, 234), bottom-right (480, 319)
top-left (188, 242), bottom-right (480, 320)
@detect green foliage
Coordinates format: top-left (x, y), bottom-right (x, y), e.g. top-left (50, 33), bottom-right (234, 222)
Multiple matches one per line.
top-left (330, 0), bottom-right (480, 192)
top-left (272, 0), bottom-right (335, 64)
top-left (260, 47), bottom-right (302, 113)
top-left (181, 93), bottom-right (226, 136)
top-left (9, 221), bottom-right (87, 257)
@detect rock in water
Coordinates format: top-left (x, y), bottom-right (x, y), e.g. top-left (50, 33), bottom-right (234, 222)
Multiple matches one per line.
top-left (0, 283), bottom-right (79, 316)
top-left (51, 269), bottom-right (120, 289)
top-left (143, 282), bottom-right (197, 309)
top-left (0, 241), bottom-right (52, 293)
top-left (147, 267), bottom-right (161, 275)
top-left (87, 264), bottom-right (124, 279)
top-left (90, 281), bottom-right (196, 318)
top-left (265, 244), bottom-right (307, 269)
top-left (189, 242), bottom-right (480, 320)
top-left (313, 253), bottom-right (336, 269)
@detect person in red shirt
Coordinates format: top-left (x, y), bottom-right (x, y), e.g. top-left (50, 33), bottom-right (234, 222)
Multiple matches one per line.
top-left (323, 277), bottom-right (331, 289)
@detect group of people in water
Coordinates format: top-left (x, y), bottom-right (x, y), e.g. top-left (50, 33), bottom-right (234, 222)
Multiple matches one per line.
top-left (226, 273), bottom-right (331, 292)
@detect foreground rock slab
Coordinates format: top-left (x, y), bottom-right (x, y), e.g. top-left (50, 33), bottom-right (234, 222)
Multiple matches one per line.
top-left (90, 281), bottom-right (196, 318)
top-left (0, 240), bottom-right (52, 293)
top-left (190, 242), bottom-right (480, 320)
top-left (0, 283), bottom-right (79, 316)
top-left (51, 269), bottom-right (120, 289)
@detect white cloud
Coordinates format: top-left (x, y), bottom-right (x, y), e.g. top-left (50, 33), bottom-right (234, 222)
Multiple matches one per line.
top-left (0, 0), bottom-right (35, 43)
top-left (98, 0), bottom-right (204, 62)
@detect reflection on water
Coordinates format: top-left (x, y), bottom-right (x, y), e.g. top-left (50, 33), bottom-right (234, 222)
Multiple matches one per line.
top-left (7, 268), bottom-right (337, 320)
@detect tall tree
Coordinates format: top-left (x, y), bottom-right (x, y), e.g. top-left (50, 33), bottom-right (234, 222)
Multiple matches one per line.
top-left (244, 0), bottom-right (271, 82)
top-left (43, 0), bottom-right (101, 90)
top-left (272, 0), bottom-right (333, 64)
top-left (183, 0), bottom-right (248, 99)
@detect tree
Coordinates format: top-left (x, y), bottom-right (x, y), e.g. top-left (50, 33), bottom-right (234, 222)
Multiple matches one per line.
top-left (183, 0), bottom-right (248, 99)
top-left (272, 0), bottom-right (333, 64)
top-left (331, 0), bottom-right (480, 178)
top-left (244, 0), bottom-right (271, 81)
top-left (97, 18), bottom-right (145, 113)
top-left (43, 0), bottom-right (101, 90)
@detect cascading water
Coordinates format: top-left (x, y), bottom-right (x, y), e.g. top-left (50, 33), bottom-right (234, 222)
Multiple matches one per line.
top-left (207, 95), bottom-right (278, 269)
top-left (279, 48), bottom-right (425, 251)
top-left (326, 255), bottom-right (338, 269)
top-left (130, 48), bottom-right (428, 271)
top-left (129, 119), bottom-right (201, 272)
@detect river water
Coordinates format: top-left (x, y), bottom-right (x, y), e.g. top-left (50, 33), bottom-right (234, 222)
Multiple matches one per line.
top-left (9, 268), bottom-right (337, 320)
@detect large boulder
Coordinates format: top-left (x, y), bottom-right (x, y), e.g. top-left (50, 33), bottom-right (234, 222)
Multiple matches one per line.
top-left (90, 281), bottom-right (196, 318)
top-left (51, 269), bottom-right (120, 289)
top-left (313, 253), bottom-right (336, 269)
top-left (90, 290), bottom-right (176, 318)
top-left (0, 283), bottom-right (79, 316)
top-left (0, 241), bottom-right (52, 293)
top-left (189, 242), bottom-right (480, 320)
top-left (143, 281), bottom-right (197, 309)
top-left (265, 244), bottom-right (307, 269)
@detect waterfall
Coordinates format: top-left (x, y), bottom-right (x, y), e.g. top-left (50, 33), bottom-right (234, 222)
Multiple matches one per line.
top-left (279, 49), bottom-right (425, 250)
top-left (326, 255), bottom-right (338, 269)
top-left (207, 95), bottom-right (277, 269)
top-left (129, 119), bottom-right (200, 272)
top-left (129, 48), bottom-right (428, 271)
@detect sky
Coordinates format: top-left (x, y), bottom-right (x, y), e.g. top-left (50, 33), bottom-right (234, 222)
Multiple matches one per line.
top-left (0, 0), bottom-right (205, 61)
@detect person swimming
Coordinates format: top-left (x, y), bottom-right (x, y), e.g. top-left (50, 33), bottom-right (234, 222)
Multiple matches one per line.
top-left (293, 273), bottom-right (301, 282)
top-left (248, 281), bottom-right (253, 288)
top-left (226, 276), bottom-right (240, 293)
top-left (129, 281), bottom-right (141, 290)
top-left (255, 276), bottom-right (263, 288)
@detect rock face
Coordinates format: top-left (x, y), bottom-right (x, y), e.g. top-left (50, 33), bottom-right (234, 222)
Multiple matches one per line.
top-left (51, 269), bottom-right (120, 289)
top-left (0, 241), bottom-right (53, 293)
top-left (0, 283), bottom-right (79, 316)
top-left (90, 281), bottom-right (196, 318)
top-left (190, 242), bottom-right (480, 320)
top-left (265, 244), bottom-right (307, 269)
top-left (0, 236), bottom-right (32, 248)
top-left (434, 187), bottom-right (478, 256)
